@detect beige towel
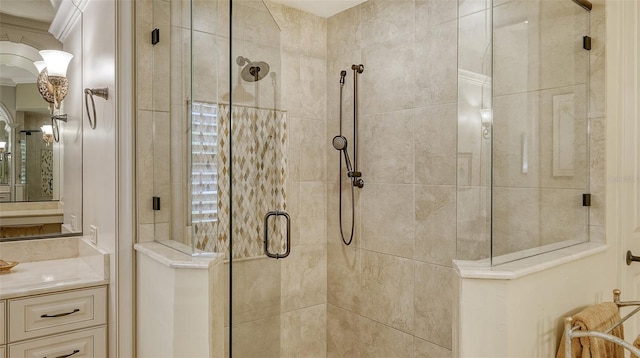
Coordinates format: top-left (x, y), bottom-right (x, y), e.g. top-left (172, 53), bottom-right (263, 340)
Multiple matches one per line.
top-left (557, 302), bottom-right (624, 358)
top-left (630, 335), bottom-right (640, 358)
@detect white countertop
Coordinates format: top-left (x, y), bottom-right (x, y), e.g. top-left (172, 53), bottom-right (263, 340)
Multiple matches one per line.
top-left (0, 237), bottom-right (109, 299)
top-left (0, 256), bottom-right (108, 299)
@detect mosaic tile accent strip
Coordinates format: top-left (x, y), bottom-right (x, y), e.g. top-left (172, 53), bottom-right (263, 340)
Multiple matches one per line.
top-left (194, 104), bottom-right (287, 259)
top-left (41, 149), bottom-right (53, 196)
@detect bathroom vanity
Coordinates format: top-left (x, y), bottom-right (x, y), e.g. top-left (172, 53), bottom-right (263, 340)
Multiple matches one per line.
top-left (0, 237), bottom-right (109, 358)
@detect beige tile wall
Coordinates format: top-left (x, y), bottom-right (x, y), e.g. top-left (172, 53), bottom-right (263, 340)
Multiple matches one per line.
top-left (326, 0), bottom-right (458, 355)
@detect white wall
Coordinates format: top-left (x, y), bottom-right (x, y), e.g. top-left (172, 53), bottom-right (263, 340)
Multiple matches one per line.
top-left (79, 0), bottom-right (119, 356)
top-left (63, 18), bottom-right (83, 232)
top-left (456, 249), bottom-right (617, 357)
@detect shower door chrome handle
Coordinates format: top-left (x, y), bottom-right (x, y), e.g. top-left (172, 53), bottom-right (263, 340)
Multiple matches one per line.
top-left (264, 211), bottom-right (291, 259)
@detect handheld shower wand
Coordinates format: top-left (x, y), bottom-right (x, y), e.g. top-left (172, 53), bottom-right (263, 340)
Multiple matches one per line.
top-left (334, 67), bottom-right (364, 246)
top-left (332, 135), bottom-right (354, 173)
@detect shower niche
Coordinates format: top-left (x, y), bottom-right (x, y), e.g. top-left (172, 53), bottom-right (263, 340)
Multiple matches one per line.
top-left (456, 0), bottom-right (595, 265)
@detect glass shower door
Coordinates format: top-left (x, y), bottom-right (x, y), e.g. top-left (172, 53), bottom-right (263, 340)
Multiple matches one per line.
top-left (228, 1), bottom-right (288, 356)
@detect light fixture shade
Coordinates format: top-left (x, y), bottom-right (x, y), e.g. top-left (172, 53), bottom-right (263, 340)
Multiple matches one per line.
top-left (41, 125), bottom-right (53, 135)
top-left (39, 50), bottom-right (73, 77)
top-left (479, 108), bottom-right (493, 126)
top-left (34, 61), bottom-right (47, 73)
top-left (0, 141), bottom-right (6, 149)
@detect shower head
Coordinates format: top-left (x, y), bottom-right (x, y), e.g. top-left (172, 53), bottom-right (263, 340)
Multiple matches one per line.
top-left (339, 71), bottom-right (347, 87)
top-left (332, 135), bottom-right (347, 151)
top-left (241, 61), bottom-right (270, 82)
top-left (332, 135), bottom-right (353, 173)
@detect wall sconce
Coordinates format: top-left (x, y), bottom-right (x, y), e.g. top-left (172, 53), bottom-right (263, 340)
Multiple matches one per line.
top-left (35, 50), bottom-right (73, 143)
top-left (41, 125), bottom-right (54, 146)
top-left (479, 108), bottom-right (493, 139)
top-left (0, 142), bottom-right (5, 159)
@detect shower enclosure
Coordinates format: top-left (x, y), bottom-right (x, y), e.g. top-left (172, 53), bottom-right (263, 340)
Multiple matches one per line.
top-left (148, 0), bottom-right (289, 355)
top-left (140, 0), bottom-right (602, 356)
top-left (456, 0), bottom-right (593, 265)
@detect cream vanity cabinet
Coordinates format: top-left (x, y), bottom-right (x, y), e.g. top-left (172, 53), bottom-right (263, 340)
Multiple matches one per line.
top-left (1, 285), bottom-right (107, 358)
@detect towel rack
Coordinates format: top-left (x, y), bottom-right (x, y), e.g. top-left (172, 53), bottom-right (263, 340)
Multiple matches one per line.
top-left (564, 289), bottom-right (640, 356)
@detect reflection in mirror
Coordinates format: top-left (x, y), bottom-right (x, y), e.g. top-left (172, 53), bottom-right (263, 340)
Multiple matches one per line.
top-left (0, 0), bottom-right (82, 239)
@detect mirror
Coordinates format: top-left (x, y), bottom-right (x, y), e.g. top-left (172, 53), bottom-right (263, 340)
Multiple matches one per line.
top-left (0, 0), bottom-right (82, 239)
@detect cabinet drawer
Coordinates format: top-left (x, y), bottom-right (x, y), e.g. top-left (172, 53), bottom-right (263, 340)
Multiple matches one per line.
top-left (1, 301), bottom-right (5, 345)
top-left (8, 326), bottom-right (106, 358)
top-left (9, 287), bottom-right (106, 342)
top-left (0, 345), bottom-right (5, 358)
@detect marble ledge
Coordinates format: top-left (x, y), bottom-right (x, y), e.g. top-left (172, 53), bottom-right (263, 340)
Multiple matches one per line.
top-left (454, 242), bottom-right (608, 280)
top-left (134, 242), bottom-right (223, 269)
top-left (0, 256), bottom-right (109, 299)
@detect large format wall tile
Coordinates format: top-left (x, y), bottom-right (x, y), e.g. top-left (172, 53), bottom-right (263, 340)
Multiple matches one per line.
top-left (281, 304), bottom-right (327, 358)
top-left (281, 244), bottom-right (327, 311)
top-left (327, 6), bottom-right (361, 59)
top-left (298, 118), bottom-right (327, 181)
top-left (327, 304), bottom-right (362, 358)
top-left (327, 304), bottom-right (415, 358)
top-left (360, 250), bottom-right (415, 332)
top-left (361, 109), bottom-right (414, 184)
top-left (231, 315), bottom-right (281, 358)
top-left (415, 185), bottom-right (456, 266)
top-left (298, 182), bottom-right (327, 246)
top-left (327, 243), bottom-right (361, 313)
top-left (414, 262), bottom-right (453, 349)
top-left (416, 0), bottom-right (458, 32)
top-left (361, 184), bottom-right (415, 259)
top-left (359, 314), bottom-right (415, 357)
top-left (361, 33), bottom-right (415, 116)
top-left (415, 20), bottom-right (458, 108)
top-left (414, 336), bottom-right (452, 357)
top-left (360, 0), bottom-right (415, 48)
top-left (231, 257), bottom-right (282, 325)
top-left (415, 104), bottom-right (457, 185)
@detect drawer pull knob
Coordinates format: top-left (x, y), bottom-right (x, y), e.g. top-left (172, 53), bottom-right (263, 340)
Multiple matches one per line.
top-left (45, 349), bottom-right (80, 358)
top-left (40, 308), bottom-right (80, 318)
